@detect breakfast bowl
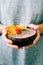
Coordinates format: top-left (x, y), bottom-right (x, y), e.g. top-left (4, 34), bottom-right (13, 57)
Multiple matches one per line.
top-left (6, 25), bottom-right (37, 47)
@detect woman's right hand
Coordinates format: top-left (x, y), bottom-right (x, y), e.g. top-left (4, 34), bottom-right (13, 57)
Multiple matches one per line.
top-left (2, 26), bottom-right (19, 49)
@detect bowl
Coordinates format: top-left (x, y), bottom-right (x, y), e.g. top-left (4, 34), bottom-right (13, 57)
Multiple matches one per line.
top-left (6, 25), bottom-right (37, 47)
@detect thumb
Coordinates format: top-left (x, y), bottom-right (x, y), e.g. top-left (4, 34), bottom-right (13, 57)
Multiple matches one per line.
top-left (28, 24), bottom-right (38, 30)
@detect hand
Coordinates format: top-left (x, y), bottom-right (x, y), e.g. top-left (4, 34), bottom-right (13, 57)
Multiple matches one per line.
top-left (2, 26), bottom-right (19, 49)
top-left (25, 24), bottom-right (40, 48)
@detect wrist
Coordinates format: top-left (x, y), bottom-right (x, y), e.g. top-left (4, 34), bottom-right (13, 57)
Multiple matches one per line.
top-left (36, 24), bottom-right (43, 34)
top-left (0, 24), bottom-right (6, 34)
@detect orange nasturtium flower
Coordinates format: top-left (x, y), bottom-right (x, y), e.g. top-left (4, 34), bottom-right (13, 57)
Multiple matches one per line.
top-left (15, 26), bottom-right (22, 34)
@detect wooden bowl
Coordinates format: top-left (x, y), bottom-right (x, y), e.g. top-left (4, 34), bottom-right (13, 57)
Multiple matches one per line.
top-left (6, 26), bottom-right (37, 47)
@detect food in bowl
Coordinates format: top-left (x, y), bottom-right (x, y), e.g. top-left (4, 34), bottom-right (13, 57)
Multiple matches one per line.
top-left (6, 25), bottom-right (37, 47)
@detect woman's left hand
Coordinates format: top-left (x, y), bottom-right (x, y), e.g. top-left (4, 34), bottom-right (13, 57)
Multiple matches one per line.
top-left (25, 24), bottom-right (40, 48)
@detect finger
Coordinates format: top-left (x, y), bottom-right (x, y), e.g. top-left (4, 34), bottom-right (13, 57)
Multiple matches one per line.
top-left (6, 43), bottom-right (19, 49)
top-left (25, 30), bottom-right (40, 48)
top-left (25, 44), bottom-right (33, 48)
top-left (33, 30), bottom-right (40, 44)
top-left (2, 29), bottom-right (12, 44)
top-left (7, 42), bottom-right (23, 49)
